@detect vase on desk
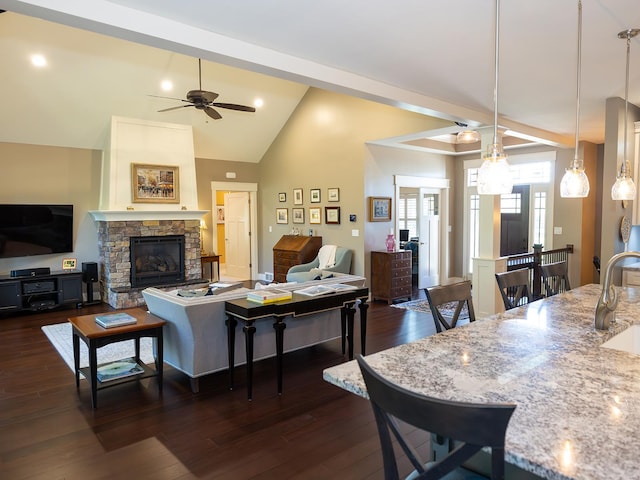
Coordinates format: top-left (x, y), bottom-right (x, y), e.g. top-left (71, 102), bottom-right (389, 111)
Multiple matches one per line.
top-left (385, 234), bottom-right (396, 252)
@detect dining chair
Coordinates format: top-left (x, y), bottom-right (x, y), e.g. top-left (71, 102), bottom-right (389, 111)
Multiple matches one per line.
top-left (494, 268), bottom-right (532, 310)
top-left (540, 261), bottom-right (571, 297)
top-left (356, 355), bottom-right (516, 480)
top-left (424, 280), bottom-right (476, 333)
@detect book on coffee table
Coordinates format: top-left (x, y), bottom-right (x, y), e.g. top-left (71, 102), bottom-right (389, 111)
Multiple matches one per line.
top-left (96, 357), bottom-right (145, 382)
top-left (95, 312), bottom-right (137, 328)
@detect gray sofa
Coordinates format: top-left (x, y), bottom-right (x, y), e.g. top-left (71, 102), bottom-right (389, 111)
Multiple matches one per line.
top-left (142, 273), bottom-right (366, 392)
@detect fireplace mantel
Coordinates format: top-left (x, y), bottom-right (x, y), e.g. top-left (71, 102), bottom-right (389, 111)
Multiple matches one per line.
top-left (89, 210), bottom-right (208, 222)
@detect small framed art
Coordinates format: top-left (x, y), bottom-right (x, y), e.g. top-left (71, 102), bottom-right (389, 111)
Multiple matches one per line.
top-left (278, 192), bottom-right (286, 202)
top-left (62, 258), bottom-right (77, 270)
top-left (293, 188), bottom-right (303, 205)
top-left (292, 207), bottom-right (305, 224)
top-left (325, 206), bottom-right (340, 224)
top-left (310, 188), bottom-right (321, 203)
top-left (369, 196), bottom-right (392, 222)
top-left (328, 188), bottom-right (340, 202)
top-left (309, 207), bottom-right (321, 224)
top-left (216, 206), bottom-right (225, 224)
top-left (276, 208), bottom-right (288, 224)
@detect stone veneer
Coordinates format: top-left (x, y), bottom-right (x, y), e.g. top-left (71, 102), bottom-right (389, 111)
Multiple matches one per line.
top-left (96, 219), bottom-right (202, 308)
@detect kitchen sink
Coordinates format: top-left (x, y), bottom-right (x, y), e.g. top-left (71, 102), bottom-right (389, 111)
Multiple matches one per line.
top-left (601, 324), bottom-right (640, 355)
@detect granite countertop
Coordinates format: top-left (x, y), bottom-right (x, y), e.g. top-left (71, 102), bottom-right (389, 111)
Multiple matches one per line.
top-left (323, 284), bottom-right (640, 480)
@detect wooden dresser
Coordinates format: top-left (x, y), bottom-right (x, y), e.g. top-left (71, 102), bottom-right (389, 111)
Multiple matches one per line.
top-left (273, 235), bottom-right (322, 283)
top-left (371, 250), bottom-right (412, 304)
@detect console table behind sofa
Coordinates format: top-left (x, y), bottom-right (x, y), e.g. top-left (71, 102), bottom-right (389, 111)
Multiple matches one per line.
top-left (142, 273), bottom-right (366, 392)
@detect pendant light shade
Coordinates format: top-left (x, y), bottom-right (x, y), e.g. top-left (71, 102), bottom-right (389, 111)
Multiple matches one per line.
top-left (477, 0), bottom-right (512, 195)
top-left (611, 28), bottom-right (639, 201)
top-left (561, 0), bottom-right (590, 198)
top-left (456, 129), bottom-right (480, 143)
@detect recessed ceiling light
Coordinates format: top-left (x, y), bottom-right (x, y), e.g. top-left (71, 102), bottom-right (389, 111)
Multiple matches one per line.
top-left (161, 80), bottom-right (173, 91)
top-left (30, 54), bottom-right (47, 67)
top-left (253, 98), bottom-right (264, 108)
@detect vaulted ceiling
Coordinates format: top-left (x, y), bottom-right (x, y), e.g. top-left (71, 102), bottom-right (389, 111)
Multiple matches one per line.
top-left (2, 0), bottom-right (640, 162)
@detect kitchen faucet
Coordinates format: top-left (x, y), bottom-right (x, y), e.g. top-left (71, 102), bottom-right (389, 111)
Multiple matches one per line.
top-left (595, 251), bottom-right (640, 330)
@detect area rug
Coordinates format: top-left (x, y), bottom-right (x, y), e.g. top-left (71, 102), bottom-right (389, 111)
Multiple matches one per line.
top-left (391, 299), bottom-right (468, 319)
top-left (41, 322), bottom-right (155, 374)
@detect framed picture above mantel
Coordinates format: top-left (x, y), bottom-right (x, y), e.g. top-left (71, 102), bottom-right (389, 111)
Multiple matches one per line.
top-left (132, 163), bottom-right (180, 203)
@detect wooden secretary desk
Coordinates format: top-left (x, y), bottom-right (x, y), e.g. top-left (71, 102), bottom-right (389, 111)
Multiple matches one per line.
top-left (273, 235), bottom-right (322, 283)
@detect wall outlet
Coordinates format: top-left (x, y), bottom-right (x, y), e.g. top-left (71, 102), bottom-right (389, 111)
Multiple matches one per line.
top-left (553, 226), bottom-right (562, 235)
top-left (265, 272), bottom-right (274, 281)
top-left (352, 229), bottom-right (359, 237)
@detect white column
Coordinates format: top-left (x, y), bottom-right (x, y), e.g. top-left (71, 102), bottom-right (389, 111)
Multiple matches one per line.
top-left (472, 127), bottom-right (508, 318)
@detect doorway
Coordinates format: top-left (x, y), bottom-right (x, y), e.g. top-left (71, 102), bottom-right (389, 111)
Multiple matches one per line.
top-left (211, 181), bottom-right (258, 281)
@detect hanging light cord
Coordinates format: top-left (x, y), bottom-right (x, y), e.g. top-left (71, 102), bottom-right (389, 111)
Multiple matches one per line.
top-left (492, 0), bottom-right (501, 146)
top-left (622, 31), bottom-right (631, 176)
top-left (573, 0), bottom-right (582, 167)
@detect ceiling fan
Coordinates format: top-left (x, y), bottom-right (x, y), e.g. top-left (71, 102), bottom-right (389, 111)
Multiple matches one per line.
top-left (151, 58), bottom-right (256, 120)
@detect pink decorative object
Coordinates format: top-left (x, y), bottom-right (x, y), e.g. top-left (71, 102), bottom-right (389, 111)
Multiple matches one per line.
top-left (385, 234), bottom-right (396, 252)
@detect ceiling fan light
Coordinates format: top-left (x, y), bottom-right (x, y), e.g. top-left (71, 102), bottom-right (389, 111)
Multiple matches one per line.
top-left (456, 130), bottom-right (480, 143)
top-left (477, 143), bottom-right (513, 195)
top-left (611, 171), bottom-right (636, 201)
top-left (560, 165), bottom-right (590, 198)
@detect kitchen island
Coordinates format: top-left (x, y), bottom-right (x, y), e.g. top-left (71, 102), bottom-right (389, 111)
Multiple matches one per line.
top-left (323, 284), bottom-right (640, 480)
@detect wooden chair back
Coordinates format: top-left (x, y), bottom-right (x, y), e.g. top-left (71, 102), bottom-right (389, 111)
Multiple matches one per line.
top-left (424, 280), bottom-right (475, 333)
top-left (357, 355), bottom-right (516, 480)
top-left (540, 261), bottom-right (571, 297)
top-left (495, 268), bottom-right (532, 310)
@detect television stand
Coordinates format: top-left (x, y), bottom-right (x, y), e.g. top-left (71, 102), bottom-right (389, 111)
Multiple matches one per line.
top-left (0, 270), bottom-right (83, 313)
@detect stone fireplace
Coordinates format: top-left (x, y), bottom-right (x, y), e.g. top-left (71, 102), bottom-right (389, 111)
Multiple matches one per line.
top-left (93, 215), bottom-right (205, 309)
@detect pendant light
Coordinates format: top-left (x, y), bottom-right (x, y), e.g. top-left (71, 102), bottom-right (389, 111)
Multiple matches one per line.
top-left (477, 0), bottom-right (513, 195)
top-left (455, 122), bottom-right (480, 143)
top-left (611, 28), bottom-right (639, 201)
top-left (560, 0), bottom-right (590, 198)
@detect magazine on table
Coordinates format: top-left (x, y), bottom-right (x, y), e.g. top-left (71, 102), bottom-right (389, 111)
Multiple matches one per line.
top-left (246, 288), bottom-right (293, 304)
top-left (94, 312), bottom-right (137, 328)
top-left (96, 357), bottom-right (145, 382)
top-left (295, 283), bottom-right (358, 297)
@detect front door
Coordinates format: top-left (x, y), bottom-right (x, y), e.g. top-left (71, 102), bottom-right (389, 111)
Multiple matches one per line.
top-left (500, 185), bottom-right (530, 256)
top-left (224, 191), bottom-right (251, 279)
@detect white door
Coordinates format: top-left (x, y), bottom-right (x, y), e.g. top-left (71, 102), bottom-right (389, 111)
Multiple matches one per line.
top-left (224, 191), bottom-right (251, 279)
top-left (418, 189), bottom-right (440, 288)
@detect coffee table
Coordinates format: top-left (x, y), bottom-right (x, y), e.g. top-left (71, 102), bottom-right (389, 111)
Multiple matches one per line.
top-left (68, 307), bottom-right (165, 408)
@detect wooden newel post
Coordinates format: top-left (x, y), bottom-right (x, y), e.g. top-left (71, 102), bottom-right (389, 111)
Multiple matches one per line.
top-left (532, 244), bottom-right (543, 300)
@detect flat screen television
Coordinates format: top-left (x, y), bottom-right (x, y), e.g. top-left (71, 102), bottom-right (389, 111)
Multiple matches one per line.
top-left (399, 229), bottom-right (410, 242)
top-left (0, 204), bottom-right (73, 259)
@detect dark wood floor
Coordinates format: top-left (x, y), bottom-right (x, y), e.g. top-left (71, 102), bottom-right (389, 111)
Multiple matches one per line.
top-left (0, 288), bottom-right (435, 480)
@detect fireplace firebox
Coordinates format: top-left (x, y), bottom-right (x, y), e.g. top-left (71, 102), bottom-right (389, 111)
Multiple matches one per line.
top-left (130, 235), bottom-right (185, 288)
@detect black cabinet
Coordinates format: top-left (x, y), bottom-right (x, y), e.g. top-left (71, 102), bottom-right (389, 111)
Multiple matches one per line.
top-left (0, 271), bottom-right (84, 313)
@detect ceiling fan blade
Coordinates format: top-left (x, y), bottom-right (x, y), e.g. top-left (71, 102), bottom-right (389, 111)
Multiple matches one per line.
top-left (212, 103), bottom-right (256, 112)
top-left (148, 94), bottom-right (188, 102)
top-left (158, 104), bottom-right (195, 113)
top-left (204, 106), bottom-right (222, 120)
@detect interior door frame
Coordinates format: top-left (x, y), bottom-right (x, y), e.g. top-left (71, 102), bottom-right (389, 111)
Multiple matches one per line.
top-left (394, 175), bottom-right (450, 284)
top-left (211, 181), bottom-right (258, 280)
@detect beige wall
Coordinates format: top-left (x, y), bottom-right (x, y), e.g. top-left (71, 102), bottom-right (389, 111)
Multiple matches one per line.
top-left (257, 87), bottom-right (450, 278)
top-left (0, 142), bottom-right (102, 275)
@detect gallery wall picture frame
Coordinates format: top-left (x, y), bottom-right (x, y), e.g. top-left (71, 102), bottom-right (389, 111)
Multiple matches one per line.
top-left (325, 206), bottom-right (340, 224)
top-left (310, 188), bottom-right (321, 203)
top-left (369, 196), bottom-right (392, 222)
top-left (292, 207), bottom-right (305, 224)
top-left (278, 192), bottom-right (286, 202)
top-left (216, 206), bottom-right (225, 224)
top-left (309, 207), bottom-right (321, 224)
top-left (132, 163), bottom-right (179, 203)
top-left (276, 208), bottom-right (288, 224)
top-left (328, 188), bottom-right (340, 202)
top-left (293, 188), bottom-right (303, 205)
